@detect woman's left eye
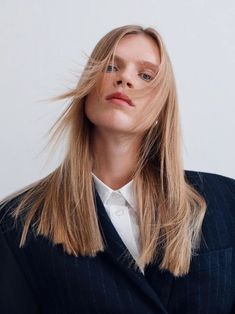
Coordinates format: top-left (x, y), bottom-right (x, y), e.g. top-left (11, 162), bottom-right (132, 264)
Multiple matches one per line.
top-left (105, 64), bottom-right (117, 72)
top-left (139, 73), bottom-right (153, 81)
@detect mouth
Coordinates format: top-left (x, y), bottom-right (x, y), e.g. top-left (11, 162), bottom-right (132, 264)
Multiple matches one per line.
top-left (105, 92), bottom-right (134, 107)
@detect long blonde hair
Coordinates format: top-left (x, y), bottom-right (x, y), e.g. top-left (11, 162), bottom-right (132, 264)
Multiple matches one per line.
top-left (0, 25), bottom-right (206, 277)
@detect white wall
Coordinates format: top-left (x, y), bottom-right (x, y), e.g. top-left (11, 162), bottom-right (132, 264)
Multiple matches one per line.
top-left (0, 0), bottom-right (234, 198)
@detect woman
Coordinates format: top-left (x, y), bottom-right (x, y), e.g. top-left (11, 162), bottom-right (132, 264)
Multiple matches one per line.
top-left (0, 25), bottom-right (234, 314)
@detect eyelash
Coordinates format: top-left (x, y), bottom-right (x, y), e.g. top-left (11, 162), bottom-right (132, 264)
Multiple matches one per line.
top-left (105, 64), bottom-right (153, 82)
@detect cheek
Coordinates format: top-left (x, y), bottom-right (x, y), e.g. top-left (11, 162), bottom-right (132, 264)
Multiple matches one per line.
top-left (84, 91), bottom-right (99, 122)
top-left (133, 97), bottom-right (160, 130)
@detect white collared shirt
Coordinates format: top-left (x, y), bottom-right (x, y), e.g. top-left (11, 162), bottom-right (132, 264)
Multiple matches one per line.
top-left (92, 173), bottom-right (143, 273)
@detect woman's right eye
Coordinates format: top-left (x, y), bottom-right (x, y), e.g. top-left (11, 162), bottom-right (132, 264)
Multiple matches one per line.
top-left (105, 64), bottom-right (117, 72)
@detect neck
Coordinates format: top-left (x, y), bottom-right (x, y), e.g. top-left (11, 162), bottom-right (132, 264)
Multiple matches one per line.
top-left (91, 129), bottom-right (141, 190)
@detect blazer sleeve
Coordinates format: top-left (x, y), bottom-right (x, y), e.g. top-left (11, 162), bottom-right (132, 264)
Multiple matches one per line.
top-left (0, 211), bottom-right (41, 314)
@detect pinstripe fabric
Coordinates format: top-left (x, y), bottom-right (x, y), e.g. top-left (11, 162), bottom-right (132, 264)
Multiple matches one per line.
top-left (0, 170), bottom-right (234, 313)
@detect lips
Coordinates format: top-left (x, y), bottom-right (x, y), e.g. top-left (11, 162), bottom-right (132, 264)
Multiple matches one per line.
top-left (105, 92), bottom-right (133, 106)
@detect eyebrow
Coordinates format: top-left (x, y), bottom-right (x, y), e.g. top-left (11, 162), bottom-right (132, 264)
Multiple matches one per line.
top-left (112, 55), bottom-right (159, 72)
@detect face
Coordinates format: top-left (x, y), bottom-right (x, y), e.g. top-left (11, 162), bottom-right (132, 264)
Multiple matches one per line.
top-left (85, 33), bottom-right (161, 136)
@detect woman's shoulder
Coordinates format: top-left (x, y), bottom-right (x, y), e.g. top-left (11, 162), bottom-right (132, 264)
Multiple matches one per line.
top-left (184, 169), bottom-right (235, 190)
top-left (184, 169), bottom-right (234, 180)
top-left (184, 169), bottom-right (235, 217)
top-left (184, 170), bottom-right (235, 253)
top-left (0, 190), bottom-right (29, 232)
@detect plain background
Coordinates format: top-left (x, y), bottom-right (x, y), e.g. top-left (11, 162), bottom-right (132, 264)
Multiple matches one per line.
top-left (0, 0), bottom-right (234, 199)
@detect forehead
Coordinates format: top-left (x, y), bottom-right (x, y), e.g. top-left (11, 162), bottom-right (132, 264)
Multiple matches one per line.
top-left (114, 33), bottom-right (160, 65)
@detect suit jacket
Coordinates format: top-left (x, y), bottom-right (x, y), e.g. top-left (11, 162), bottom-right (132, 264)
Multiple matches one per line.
top-left (0, 170), bottom-right (234, 314)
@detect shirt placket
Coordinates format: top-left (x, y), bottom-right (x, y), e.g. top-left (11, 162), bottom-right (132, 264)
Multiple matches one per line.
top-left (106, 191), bottom-right (140, 262)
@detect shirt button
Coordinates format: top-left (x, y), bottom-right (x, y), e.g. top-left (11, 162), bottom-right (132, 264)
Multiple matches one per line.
top-left (114, 207), bottom-right (125, 216)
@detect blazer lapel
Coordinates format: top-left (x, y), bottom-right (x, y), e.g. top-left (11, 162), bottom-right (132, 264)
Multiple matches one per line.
top-left (94, 189), bottom-right (169, 314)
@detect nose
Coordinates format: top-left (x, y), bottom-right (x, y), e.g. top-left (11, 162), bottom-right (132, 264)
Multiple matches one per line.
top-left (113, 70), bottom-right (134, 88)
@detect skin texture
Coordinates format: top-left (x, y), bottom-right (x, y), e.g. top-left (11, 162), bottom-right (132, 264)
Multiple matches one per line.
top-left (85, 33), bottom-right (161, 189)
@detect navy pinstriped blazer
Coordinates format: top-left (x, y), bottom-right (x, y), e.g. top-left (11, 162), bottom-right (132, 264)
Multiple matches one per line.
top-left (0, 170), bottom-right (235, 314)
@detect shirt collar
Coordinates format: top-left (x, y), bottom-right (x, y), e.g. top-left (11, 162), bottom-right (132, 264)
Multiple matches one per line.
top-left (92, 172), bottom-right (135, 208)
